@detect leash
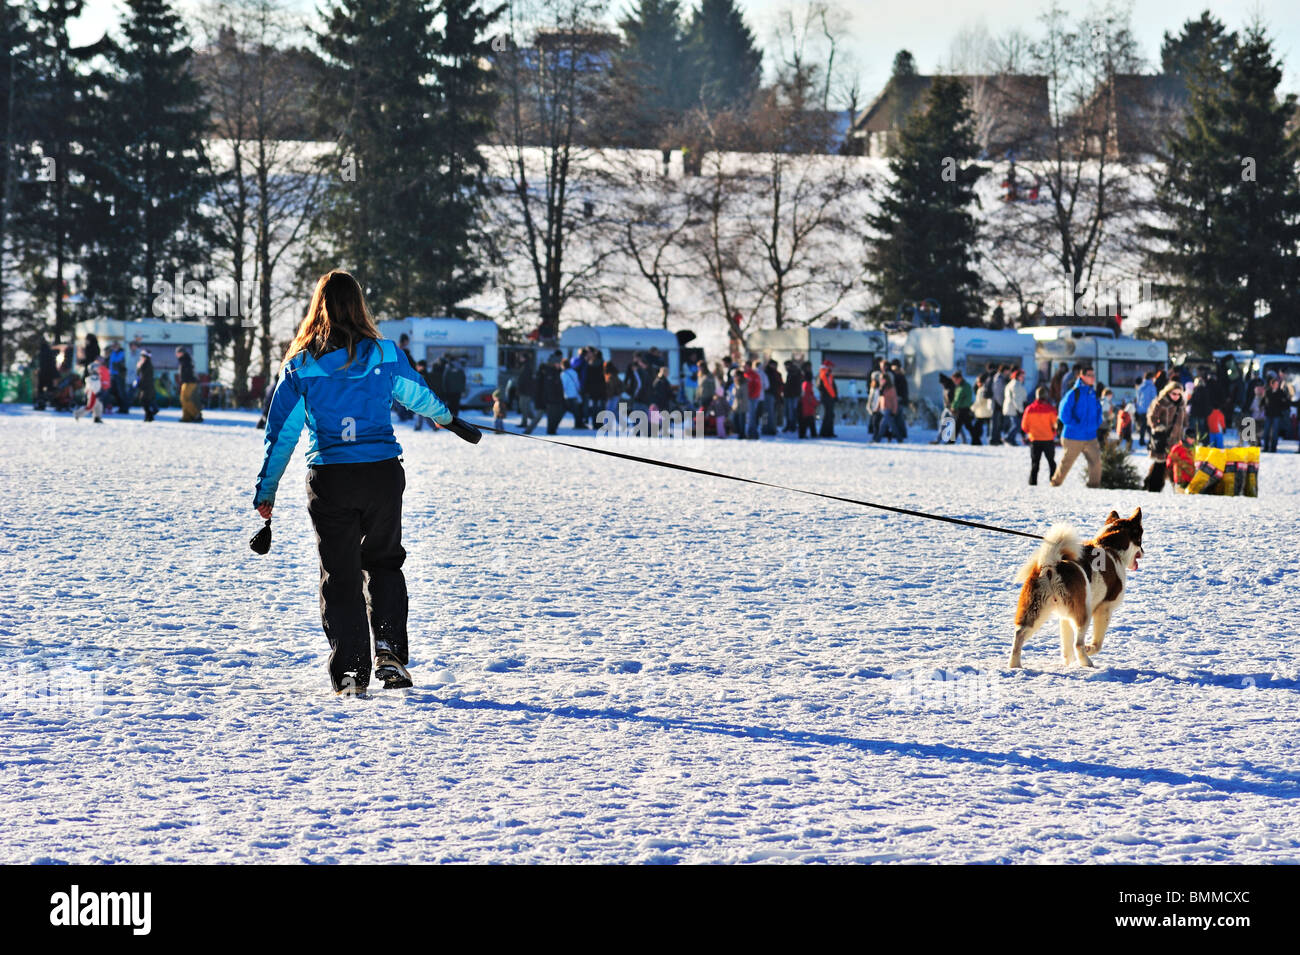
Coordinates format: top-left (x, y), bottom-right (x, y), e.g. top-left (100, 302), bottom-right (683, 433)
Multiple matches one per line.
top-left (485, 425), bottom-right (1045, 541)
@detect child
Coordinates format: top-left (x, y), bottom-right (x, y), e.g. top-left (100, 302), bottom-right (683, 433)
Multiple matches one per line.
top-left (73, 358), bottom-right (107, 423)
top-left (1166, 434), bottom-right (1196, 491)
top-left (798, 380), bottom-right (819, 439)
top-left (1116, 401), bottom-right (1134, 452)
top-left (1206, 406), bottom-right (1225, 449)
top-left (491, 388), bottom-right (506, 432)
top-left (1020, 386), bottom-right (1058, 485)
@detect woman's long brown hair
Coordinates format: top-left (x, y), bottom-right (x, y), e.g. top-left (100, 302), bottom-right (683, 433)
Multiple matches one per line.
top-left (285, 270), bottom-right (381, 368)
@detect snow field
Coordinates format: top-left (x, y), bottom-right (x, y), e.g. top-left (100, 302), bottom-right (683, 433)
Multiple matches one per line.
top-left (1, 405), bottom-right (1297, 863)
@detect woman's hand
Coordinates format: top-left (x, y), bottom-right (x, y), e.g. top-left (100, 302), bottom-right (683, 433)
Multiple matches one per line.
top-left (256, 503), bottom-right (273, 521)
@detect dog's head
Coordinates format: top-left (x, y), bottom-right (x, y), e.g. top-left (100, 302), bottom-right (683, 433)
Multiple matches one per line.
top-left (1100, 507), bottom-right (1144, 570)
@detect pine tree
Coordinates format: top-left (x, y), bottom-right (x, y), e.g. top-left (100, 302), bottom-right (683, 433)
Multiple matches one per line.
top-left (1092, 439), bottom-right (1142, 490)
top-left (0, 0), bottom-right (35, 370)
top-left (311, 0), bottom-right (498, 316)
top-left (81, 0), bottom-right (212, 322)
top-left (615, 0), bottom-right (686, 141)
top-left (681, 0), bottom-right (760, 112)
top-left (866, 76), bottom-right (985, 325)
top-left (1161, 11), bottom-right (1236, 78)
top-left (1146, 24), bottom-right (1300, 353)
top-left (18, 0), bottom-right (106, 343)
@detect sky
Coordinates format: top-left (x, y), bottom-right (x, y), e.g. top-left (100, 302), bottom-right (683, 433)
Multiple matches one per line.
top-left (68, 0), bottom-right (1300, 98)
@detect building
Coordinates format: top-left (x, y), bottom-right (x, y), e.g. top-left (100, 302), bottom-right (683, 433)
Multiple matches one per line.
top-left (847, 74), bottom-right (1050, 158)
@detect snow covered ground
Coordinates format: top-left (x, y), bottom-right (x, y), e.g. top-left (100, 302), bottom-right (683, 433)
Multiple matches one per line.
top-left (2, 403), bottom-right (1298, 864)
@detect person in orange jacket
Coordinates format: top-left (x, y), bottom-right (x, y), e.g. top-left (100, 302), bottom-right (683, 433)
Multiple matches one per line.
top-left (1020, 386), bottom-right (1059, 485)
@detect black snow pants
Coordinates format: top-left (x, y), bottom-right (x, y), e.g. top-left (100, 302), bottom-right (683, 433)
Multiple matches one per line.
top-left (306, 457), bottom-right (408, 691)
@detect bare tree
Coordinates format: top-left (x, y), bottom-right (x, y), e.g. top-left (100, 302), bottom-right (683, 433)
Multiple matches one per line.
top-left (491, 0), bottom-right (616, 341)
top-left (740, 80), bottom-right (869, 329)
top-left (197, 0), bottom-right (321, 400)
top-left (595, 151), bottom-right (693, 329)
top-left (980, 3), bottom-right (1149, 320)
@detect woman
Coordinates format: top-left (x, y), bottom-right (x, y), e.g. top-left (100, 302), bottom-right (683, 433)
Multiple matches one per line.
top-left (253, 270), bottom-right (454, 695)
top-left (1143, 379), bottom-right (1187, 492)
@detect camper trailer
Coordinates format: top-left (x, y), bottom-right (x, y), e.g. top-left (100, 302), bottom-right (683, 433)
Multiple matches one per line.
top-left (1030, 326), bottom-right (1168, 403)
top-left (74, 318), bottom-right (211, 377)
top-left (896, 326), bottom-right (1038, 408)
top-left (746, 327), bottom-right (888, 401)
top-left (559, 326), bottom-right (681, 383)
top-left (377, 317), bottom-right (499, 409)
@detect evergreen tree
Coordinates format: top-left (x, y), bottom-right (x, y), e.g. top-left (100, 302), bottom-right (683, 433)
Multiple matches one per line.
top-left (615, 0), bottom-right (686, 141)
top-left (1161, 10), bottom-right (1236, 78)
top-left (81, 0), bottom-right (212, 321)
top-left (1146, 24), bottom-right (1300, 352)
top-left (866, 76), bottom-right (985, 325)
top-left (891, 49), bottom-right (917, 80)
top-left (0, 0), bottom-right (35, 369)
top-left (681, 0), bottom-right (760, 112)
top-left (311, 0), bottom-right (498, 316)
top-left (18, 0), bottom-right (105, 343)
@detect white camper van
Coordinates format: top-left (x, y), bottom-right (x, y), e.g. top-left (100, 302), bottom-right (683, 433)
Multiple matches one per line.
top-left (74, 318), bottom-right (210, 376)
top-left (1029, 326), bottom-right (1168, 403)
top-left (896, 326), bottom-right (1038, 407)
top-left (559, 325), bottom-right (681, 383)
top-left (746, 327), bottom-right (888, 401)
top-left (377, 317), bottom-right (499, 409)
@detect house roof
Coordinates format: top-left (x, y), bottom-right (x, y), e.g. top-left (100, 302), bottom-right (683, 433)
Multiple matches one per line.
top-left (851, 74), bottom-right (1050, 135)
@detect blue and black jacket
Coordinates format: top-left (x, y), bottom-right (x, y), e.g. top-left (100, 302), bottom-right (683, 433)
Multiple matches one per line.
top-left (1058, 380), bottom-right (1103, 441)
top-left (254, 338), bottom-right (451, 506)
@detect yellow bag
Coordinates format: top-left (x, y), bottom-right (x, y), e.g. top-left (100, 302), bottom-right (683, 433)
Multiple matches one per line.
top-left (1186, 446), bottom-right (1226, 495)
top-left (1220, 447), bottom-right (1242, 496)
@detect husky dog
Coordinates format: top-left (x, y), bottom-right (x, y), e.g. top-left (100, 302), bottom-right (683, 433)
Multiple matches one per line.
top-left (1009, 508), bottom-right (1144, 669)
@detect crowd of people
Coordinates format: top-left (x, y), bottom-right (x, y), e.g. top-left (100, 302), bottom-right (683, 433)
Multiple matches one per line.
top-left (930, 359), bottom-right (1299, 491)
top-left (36, 332), bottom-right (206, 423)
top-left (487, 348), bottom-right (916, 442)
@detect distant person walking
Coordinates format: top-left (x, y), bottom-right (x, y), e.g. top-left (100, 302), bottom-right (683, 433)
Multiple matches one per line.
top-left (136, 349), bottom-right (157, 422)
top-left (176, 347), bottom-right (204, 423)
top-left (1050, 366), bottom-right (1103, 487)
top-left (1021, 387), bottom-right (1057, 485)
top-left (817, 359), bottom-right (837, 437)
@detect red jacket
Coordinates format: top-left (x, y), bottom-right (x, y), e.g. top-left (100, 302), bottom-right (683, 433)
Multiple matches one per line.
top-left (799, 381), bottom-right (819, 417)
top-left (745, 368), bottom-right (762, 400)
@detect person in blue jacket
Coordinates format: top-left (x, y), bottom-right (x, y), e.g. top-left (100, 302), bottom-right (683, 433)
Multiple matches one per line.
top-left (254, 270), bottom-right (454, 695)
top-left (1049, 365), bottom-right (1103, 488)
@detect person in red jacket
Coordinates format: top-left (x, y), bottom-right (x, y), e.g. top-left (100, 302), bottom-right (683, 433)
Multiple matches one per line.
top-left (744, 361), bottom-right (764, 439)
top-left (798, 380), bottom-right (819, 439)
top-left (1166, 435), bottom-right (1195, 490)
top-left (1020, 387), bottom-right (1058, 485)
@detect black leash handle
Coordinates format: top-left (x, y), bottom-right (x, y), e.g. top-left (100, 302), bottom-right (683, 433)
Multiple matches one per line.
top-left (490, 427), bottom-right (1044, 541)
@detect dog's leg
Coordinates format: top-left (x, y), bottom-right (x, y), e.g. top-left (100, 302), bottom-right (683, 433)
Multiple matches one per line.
top-left (1072, 610), bottom-right (1095, 668)
top-left (1085, 606), bottom-right (1112, 655)
top-left (1060, 619), bottom-right (1076, 665)
top-left (1009, 623), bottom-right (1036, 669)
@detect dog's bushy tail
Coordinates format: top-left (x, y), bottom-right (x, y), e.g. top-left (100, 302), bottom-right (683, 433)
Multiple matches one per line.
top-left (1015, 524), bottom-right (1081, 584)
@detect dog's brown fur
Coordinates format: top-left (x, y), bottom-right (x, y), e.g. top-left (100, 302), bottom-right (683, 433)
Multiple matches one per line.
top-left (1009, 508), bottom-right (1144, 669)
